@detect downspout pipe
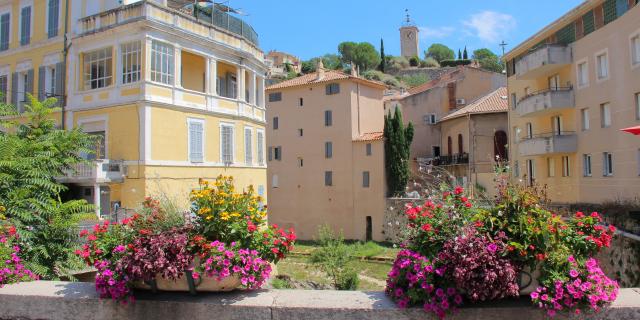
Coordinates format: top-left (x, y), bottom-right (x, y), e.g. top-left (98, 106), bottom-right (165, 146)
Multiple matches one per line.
top-left (61, 0), bottom-right (70, 130)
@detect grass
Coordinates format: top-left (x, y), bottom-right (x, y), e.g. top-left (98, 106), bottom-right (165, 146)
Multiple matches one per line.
top-left (274, 241), bottom-right (398, 291)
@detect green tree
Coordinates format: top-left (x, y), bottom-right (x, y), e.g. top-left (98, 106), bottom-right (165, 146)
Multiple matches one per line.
top-left (463, 46), bottom-right (468, 60)
top-left (0, 94), bottom-right (95, 279)
top-left (458, 49), bottom-right (462, 60)
top-left (301, 54), bottom-right (344, 74)
top-left (338, 42), bottom-right (381, 72)
top-left (384, 107), bottom-right (414, 196)
top-left (409, 56), bottom-right (420, 67)
top-left (425, 43), bottom-right (455, 63)
top-left (472, 48), bottom-right (504, 73)
top-left (310, 225), bottom-right (358, 290)
top-left (379, 38), bottom-right (386, 73)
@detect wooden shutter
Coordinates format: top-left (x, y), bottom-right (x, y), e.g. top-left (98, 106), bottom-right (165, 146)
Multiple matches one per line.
top-left (189, 121), bottom-right (203, 162)
top-left (594, 5), bottom-right (604, 29)
top-left (257, 131), bottom-right (264, 164)
top-left (268, 146), bottom-right (273, 161)
top-left (0, 14), bottom-right (9, 51)
top-left (20, 6), bottom-right (30, 45)
top-left (447, 82), bottom-right (456, 110)
top-left (48, 0), bottom-right (59, 38)
top-left (244, 128), bottom-right (252, 165)
top-left (221, 125), bottom-right (233, 163)
top-left (55, 62), bottom-right (65, 107)
top-left (38, 66), bottom-right (46, 101)
top-left (11, 72), bottom-right (18, 108)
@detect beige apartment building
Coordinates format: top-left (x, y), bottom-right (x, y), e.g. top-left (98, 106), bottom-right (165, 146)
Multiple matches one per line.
top-left (385, 66), bottom-right (506, 177)
top-left (437, 87), bottom-right (509, 196)
top-left (505, 0), bottom-right (640, 204)
top-left (266, 63), bottom-right (387, 241)
top-left (265, 50), bottom-right (301, 78)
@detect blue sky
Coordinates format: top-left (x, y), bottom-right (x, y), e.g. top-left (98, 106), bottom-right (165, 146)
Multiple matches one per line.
top-left (233, 0), bottom-right (584, 60)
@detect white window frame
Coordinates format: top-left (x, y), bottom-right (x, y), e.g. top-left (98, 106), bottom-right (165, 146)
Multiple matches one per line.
top-left (583, 154), bottom-right (592, 177)
top-left (595, 49), bottom-right (609, 83)
top-left (150, 40), bottom-right (174, 85)
top-left (600, 102), bottom-right (611, 128)
top-left (120, 41), bottom-right (142, 85)
top-left (256, 129), bottom-right (265, 166)
top-left (603, 152), bottom-right (613, 176)
top-left (581, 108), bottom-right (590, 131)
top-left (45, 64), bottom-right (56, 97)
top-left (45, 0), bottom-right (61, 38)
top-left (630, 29), bottom-right (640, 69)
top-left (18, 1), bottom-right (32, 46)
top-left (0, 6), bottom-right (11, 52)
top-left (244, 126), bottom-right (253, 166)
top-left (220, 122), bottom-right (235, 164)
top-left (547, 157), bottom-right (555, 177)
top-left (83, 47), bottom-right (113, 90)
top-left (562, 156), bottom-right (570, 177)
top-left (576, 58), bottom-right (589, 89)
top-left (187, 118), bottom-right (205, 163)
top-left (271, 174), bottom-right (278, 188)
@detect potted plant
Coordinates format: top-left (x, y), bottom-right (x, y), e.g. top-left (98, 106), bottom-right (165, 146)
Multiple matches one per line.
top-left (78, 176), bottom-right (296, 302)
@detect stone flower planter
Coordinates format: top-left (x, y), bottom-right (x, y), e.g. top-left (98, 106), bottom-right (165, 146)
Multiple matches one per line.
top-left (518, 265), bottom-right (541, 295)
top-left (135, 272), bottom-right (241, 294)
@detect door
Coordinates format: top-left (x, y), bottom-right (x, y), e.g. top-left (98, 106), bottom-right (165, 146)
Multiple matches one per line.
top-left (365, 216), bottom-right (372, 242)
top-left (432, 146), bottom-right (441, 157)
top-left (527, 159), bottom-right (535, 186)
top-left (548, 74), bottom-right (560, 90)
top-left (99, 186), bottom-right (111, 217)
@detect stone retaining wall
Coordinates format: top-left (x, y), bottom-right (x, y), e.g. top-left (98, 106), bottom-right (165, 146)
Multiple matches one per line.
top-left (0, 281), bottom-right (639, 320)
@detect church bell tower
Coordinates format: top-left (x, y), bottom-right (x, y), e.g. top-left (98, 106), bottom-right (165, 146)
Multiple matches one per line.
top-left (400, 9), bottom-right (419, 59)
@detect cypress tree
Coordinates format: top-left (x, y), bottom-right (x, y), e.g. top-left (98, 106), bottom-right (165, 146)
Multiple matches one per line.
top-left (379, 38), bottom-right (386, 73)
top-left (384, 106), bottom-right (414, 196)
top-left (458, 49), bottom-right (462, 60)
top-left (463, 46), bottom-right (468, 60)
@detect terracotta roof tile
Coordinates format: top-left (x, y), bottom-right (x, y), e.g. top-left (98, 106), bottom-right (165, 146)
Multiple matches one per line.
top-left (439, 87), bottom-right (508, 122)
top-left (353, 132), bottom-right (384, 142)
top-left (266, 70), bottom-right (385, 90)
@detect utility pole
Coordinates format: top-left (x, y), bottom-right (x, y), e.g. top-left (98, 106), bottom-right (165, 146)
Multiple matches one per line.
top-left (499, 40), bottom-right (508, 58)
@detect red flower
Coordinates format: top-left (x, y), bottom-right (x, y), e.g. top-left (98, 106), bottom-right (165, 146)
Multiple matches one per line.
top-left (575, 212), bottom-right (585, 218)
top-left (87, 234), bottom-right (97, 241)
top-left (247, 223), bottom-right (257, 232)
top-left (8, 226), bottom-right (16, 236)
top-left (474, 221), bottom-right (483, 228)
top-left (608, 225), bottom-right (616, 233)
top-left (454, 186), bottom-right (464, 195)
top-left (122, 218), bottom-right (132, 225)
top-left (286, 232), bottom-right (296, 241)
top-left (79, 230), bottom-right (89, 237)
top-left (139, 229), bottom-right (151, 235)
top-left (421, 224), bottom-right (433, 232)
top-left (464, 202), bottom-right (472, 208)
top-left (271, 247), bottom-right (279, 254)
top-left (535, 253), bottom-right (546, 261)
top-left (528, 245), bottom-right (535, 250)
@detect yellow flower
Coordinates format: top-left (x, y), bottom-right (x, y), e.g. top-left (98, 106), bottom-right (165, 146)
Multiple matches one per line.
top-left (198, 207), bottom-right (212, 215)
top-left (230, 212), bottom-right (241, 218)
top-left (220, 212), bottom-right (230, 221)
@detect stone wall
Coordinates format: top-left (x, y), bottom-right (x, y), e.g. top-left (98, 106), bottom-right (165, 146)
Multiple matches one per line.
top-left (382, 198), bottom-right (414, 243)
top-left (0, 281), bottom-right (639, 320)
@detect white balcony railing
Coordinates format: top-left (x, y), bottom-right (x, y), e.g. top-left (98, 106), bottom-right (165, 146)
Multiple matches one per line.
top-left (515, 45), bottom-right (572, 79)
top-left (59, 160), bottom-right (126, 184)
top-left (516, 87), bottom-right (575, 117)
top-left (518, 133), bottom-right (577, 157)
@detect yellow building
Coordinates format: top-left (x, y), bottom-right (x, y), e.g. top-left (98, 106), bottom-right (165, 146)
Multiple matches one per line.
top-left (1, 0), bottom-right (268, 216)
top-left (504, 0), bottom-right (640, 204)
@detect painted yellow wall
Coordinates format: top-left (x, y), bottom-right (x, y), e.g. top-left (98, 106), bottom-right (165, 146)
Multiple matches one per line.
top-left (181, 51), bottom-right (205, 93)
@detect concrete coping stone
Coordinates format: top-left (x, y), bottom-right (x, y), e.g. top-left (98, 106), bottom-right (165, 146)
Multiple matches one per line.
top-left (0, 281), bottom-right (639, 320)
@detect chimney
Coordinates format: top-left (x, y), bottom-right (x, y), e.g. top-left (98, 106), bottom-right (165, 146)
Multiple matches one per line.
top-left (316, 59), bottom-right (325, 81)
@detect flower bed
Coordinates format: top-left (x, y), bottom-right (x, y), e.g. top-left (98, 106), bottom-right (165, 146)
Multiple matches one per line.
top-left (77, 176), bottom-right (295, 302)
top-left (386, 184), bottom-right (618, 318)
top-left (0, 223), bottom-right (38, 287)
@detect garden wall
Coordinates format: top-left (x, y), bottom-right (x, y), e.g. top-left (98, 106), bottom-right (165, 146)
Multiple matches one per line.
top-left (382, 198), bottom-right (413, 243)
top-left (0, 281), bottom-right (639, 320)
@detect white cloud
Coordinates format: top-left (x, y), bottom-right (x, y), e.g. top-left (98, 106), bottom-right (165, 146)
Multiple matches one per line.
top-left (419, 26), bottom-right (455, 39)
top-left (462, 11), bottom-right (516, 44)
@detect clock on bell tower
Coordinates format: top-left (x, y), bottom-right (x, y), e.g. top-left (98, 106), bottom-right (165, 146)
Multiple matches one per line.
top-left (400, 9), bottom-right (419, 59)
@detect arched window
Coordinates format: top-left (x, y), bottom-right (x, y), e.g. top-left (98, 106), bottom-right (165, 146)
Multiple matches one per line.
top-left (494, 130), bottom-right (508, 161)
top-left (447, 136), bottom-right (452, 156)
top-left (457, 134), bottom-right (463, 154)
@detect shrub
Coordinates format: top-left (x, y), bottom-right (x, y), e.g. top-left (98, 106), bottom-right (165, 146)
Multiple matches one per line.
top-left (0, 224), bottom-right (38, 287)
top-left (399, 74), bottom-right (429, 88)
top-left (310, 225), bottom-right (358, 290)
top-left (420, 57), bottom-right (440, 68)
top-left (409, 56), bottom-right (420, 67)
top-left (440, 59), bottom-right (472, 67)
top-left (385, 56), bottom-right (410, 74)
top-left (362, 70), bottom-right (385, 81)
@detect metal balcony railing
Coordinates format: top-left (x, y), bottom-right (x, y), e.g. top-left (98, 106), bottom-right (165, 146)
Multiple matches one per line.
top-left (434, 153), bottom-right (470, 166)
top-left (60, 159), bottom-right (126, 184)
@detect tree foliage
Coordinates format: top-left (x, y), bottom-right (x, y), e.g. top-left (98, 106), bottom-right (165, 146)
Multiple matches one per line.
top-left (384, 56), bottom-right (410, 74)
top-left (338, 41), bottom-right (381, 72)
top-left (301, 54), bottom-right (344, 74)
top-left (384, 107), bottom-right (414, 197)
top-left (472, 48), bottom-right (504, 73)
top-left (379, 38), bottom-right (386, 73)
top-left (425, 43), bottom-right (455, 63)
top-left (0, 94), bottom-right (95, 279)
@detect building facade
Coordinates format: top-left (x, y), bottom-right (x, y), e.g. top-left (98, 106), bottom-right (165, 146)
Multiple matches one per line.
top-left (436, 87), bottom-right (509, 197)
top-left (384, 66), bottom-right (506, 179)
top-left (399, 12), bottom-right (419, 59)
top-left (1, 0), bottom-right (268, 216)
top-left (266, 64), bottom-right (387, 241)
top-left (504, 0), bottom-right (640, 204)
top-left (265, 50), bottom-right (301, 78)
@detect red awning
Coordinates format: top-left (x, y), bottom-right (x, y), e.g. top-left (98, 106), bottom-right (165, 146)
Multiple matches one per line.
top-left (621, 125), bottom-right (640, 135)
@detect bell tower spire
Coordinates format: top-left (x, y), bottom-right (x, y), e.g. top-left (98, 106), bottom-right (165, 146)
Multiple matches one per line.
top-left (400, 9), bottom-right (419, 58)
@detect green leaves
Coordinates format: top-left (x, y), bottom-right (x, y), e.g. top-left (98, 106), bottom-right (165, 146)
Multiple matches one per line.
top-left (0, 95), bottom-right (95, 279)
top-left (384, 107), bottom-right (414, 196)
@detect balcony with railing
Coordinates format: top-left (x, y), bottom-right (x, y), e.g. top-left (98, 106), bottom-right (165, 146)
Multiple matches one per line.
top-left (516, 87), bottom-right (575, 117)
top-left (518, 132), bottom-right (577, 157)
top-left (434, 153), bottom-right (469, 166)
top-left (77, 1), bottom-right (260, 57)
top-left (515, 45), bottom-right (572, 79)
top-left (58, 160), bottom-right (126, 184)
